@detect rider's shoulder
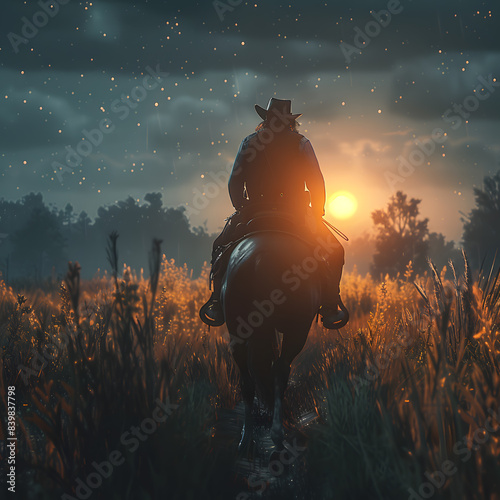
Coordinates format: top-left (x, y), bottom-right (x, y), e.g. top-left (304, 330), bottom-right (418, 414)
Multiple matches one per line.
top-left (295, 133), bottom-right (312, 150)
top-left (239, 132), bottom-right (258, 149)
top-left (243, 132), bottom-right (258, 143)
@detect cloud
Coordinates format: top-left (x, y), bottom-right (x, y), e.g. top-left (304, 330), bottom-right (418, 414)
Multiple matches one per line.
top-left (1, 0), bottom-right (500, 243)
top-left (2, 0), bottom-right (500, 76)
top-left (389, 52), bottom-right (500, 119)
top-left (0, 81), bottom-right (90, 150)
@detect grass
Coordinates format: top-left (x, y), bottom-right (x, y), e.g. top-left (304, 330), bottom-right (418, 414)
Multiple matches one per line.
top-left (0, 237), bottom-right (499, 500)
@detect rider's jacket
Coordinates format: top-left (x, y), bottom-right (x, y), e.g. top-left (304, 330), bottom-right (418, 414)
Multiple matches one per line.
top-left (228, 128), bottom-right (326, 217)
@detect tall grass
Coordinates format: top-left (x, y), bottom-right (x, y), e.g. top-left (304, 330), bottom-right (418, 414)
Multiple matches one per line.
top-left (0, 244), bottom-right (499, 499)
top-left (300, 256), bottom-right (500, 499)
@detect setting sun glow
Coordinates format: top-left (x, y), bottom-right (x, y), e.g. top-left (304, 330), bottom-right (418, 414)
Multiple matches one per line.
top-left (328, 191), bottom-right (358, 220)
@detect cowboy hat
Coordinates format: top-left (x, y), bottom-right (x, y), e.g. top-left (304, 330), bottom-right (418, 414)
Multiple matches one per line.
top-left (254, 98), bottom-right (302, 120)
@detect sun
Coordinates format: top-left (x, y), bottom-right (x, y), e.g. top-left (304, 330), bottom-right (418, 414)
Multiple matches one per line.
top-left (328, 191), bottom-right (358, 220)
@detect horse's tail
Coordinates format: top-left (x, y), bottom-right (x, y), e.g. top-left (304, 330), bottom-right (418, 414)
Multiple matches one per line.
top-left (247, 326), bottom-right (279, 410)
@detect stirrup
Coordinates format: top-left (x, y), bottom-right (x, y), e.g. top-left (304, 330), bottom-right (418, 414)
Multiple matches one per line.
top-left (320, 302), bottom-right (349, 330)
top-left (199, 297), bottom-right (225, 327)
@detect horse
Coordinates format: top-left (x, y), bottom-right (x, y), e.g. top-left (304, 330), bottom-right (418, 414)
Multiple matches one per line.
top-left (221, 227), bottom-right (347, 455)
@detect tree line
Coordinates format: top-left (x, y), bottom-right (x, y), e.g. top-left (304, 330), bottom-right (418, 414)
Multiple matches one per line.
top-left (0, 192), bottom-right (212, 282)
top-left (0, 170), bottom-right (498, 283)
top-left (370, 170), bottom-right (500, 277)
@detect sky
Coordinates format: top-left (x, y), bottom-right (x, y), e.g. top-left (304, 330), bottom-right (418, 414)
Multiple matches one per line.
top-left (1, 0), bottom-right (499, 244)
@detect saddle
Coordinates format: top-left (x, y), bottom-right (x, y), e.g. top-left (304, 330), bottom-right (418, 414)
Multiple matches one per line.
top-left (210, 208), bottom-right (329, 290)
top-left (201, 207), bottom-right (349, 329)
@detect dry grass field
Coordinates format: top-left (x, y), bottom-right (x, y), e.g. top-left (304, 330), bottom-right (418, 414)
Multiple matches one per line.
top-left (1, 240), bottom-right (499, 499)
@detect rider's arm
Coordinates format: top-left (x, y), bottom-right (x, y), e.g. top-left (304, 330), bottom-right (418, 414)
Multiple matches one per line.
top-left (301, 138), bottom-right (326, 217)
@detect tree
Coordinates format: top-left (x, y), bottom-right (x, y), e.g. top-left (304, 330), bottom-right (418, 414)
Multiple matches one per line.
top-left (144, 192), bottom-right (163, 212)
top-left (371, 191), bottom-right (429, 277)
top-left (62, 203), bottom-right (75, 232)
top-left (427, 232), bottom-right (462, 272)
top-left (462, 170), bottom-right (500, 270)
top-left (0, 193), bottom-right (214, 280)
top-left (11, 204), bottom-right (66, 280)
top-left (92, 195), bottom-right (212, 276)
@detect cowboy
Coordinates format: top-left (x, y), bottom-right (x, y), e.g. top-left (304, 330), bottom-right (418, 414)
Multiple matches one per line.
top-left (200, 98), bottom-right (345, 329)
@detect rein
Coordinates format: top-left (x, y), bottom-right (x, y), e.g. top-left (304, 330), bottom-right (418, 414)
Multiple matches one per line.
top-left (322, 219), bottom-right (349, 241)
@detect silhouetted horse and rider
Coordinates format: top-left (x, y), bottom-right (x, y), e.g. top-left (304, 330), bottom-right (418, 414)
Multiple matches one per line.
top-left (200, 98), bottom-right (349, 452)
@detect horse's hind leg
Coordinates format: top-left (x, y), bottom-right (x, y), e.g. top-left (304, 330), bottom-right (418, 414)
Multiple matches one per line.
top-left (270, 324), bottom-right (309, 449)
top-left (270, 355), bottom-right (289, 448)
top-left (231, 342), bottom-right (256, 455)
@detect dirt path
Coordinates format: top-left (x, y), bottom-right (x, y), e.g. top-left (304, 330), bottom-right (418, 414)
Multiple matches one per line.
top-left (212, 395), bottom-right (320, 500)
